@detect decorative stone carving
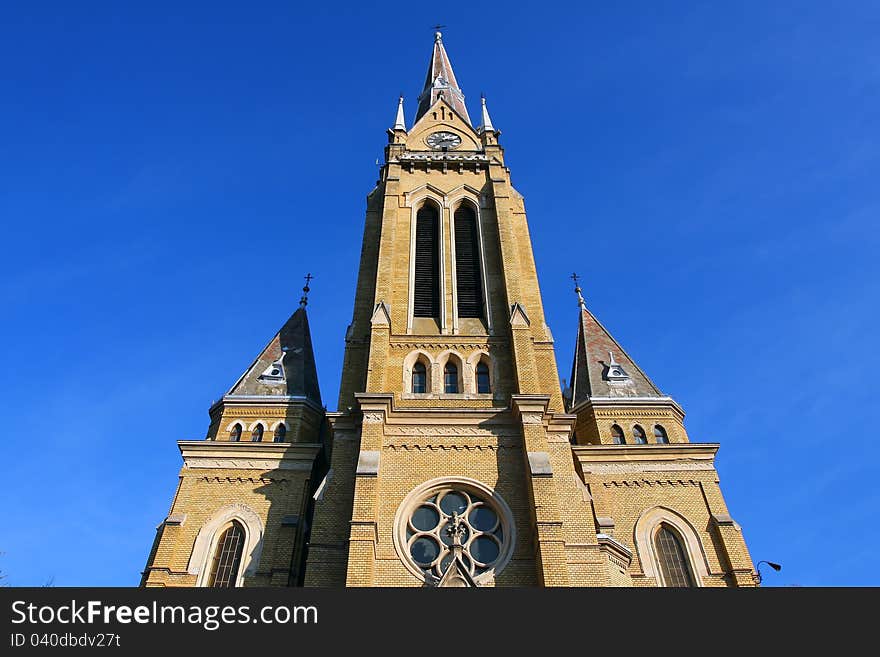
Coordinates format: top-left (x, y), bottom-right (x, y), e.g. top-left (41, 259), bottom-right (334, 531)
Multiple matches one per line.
top-left (384, 425), bottom-right (518, 437)
top-left (520, 412), bottom-right (543, 425)
top-left (186, 458), bottom-right (311, 471)
top-left (582, 461), bottom-right (715, 474)
top-left (603, 479), bottom-right (699, 488)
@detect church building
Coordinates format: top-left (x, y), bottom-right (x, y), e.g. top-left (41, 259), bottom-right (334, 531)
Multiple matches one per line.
top-left (141, 32), bottom-right (757, 588)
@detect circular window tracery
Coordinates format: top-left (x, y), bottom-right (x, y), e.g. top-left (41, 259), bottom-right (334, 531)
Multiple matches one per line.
top-left (393, 477), bottom-right (515, 584)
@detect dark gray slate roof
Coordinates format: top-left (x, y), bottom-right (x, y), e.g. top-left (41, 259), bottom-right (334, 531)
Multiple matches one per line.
top-left (226, 306), bottom-right (322, 405)
top-left (568, 306), bottom-right (664, 409)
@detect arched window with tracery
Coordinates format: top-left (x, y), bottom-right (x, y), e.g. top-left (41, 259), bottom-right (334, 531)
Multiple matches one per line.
top-left (207, 521), bottom-right (245, 588)
top-left (454, 204), bottom-right (483, 318)
top-left (654, 524), bottom-right (696, 587)
top-left (274, 424), bottom-right (287, 443)
top-left (476, 361), bottom-right (491, 394)
top-left (229, 424), bottom-right (242, 442)
top-left (611, 424), bottom-right (625, 445)
top-left (251, 424), bottom-right (263, 442)
top-left (414, 203), bottom-right (440, 318)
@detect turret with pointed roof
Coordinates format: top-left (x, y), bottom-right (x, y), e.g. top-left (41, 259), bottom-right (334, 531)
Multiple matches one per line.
top-left (566, 283), bottom-right (689, 446)
top-left (225, 305), bottom-right (322, 405)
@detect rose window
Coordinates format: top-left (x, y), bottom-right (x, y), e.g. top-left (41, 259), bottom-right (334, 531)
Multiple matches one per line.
top-left (394, 478), bottom-right (514, 584)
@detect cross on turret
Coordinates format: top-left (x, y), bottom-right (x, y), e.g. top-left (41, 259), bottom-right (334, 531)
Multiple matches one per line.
top-left (299, 273), bottom-right (314, 307)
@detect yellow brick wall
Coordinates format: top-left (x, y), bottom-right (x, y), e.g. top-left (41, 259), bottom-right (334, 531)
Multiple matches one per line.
top-left (144, 466), bottom-right (311, 587)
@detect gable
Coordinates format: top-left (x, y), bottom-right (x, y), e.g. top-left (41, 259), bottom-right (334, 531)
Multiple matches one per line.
top-left (406, 99), bottom-right (480, 151)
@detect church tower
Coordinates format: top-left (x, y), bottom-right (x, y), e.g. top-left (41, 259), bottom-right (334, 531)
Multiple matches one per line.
top-left (142, 32), bottom-right (757, 588)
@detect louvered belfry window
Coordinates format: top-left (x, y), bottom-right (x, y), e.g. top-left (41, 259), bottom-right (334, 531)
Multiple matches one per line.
top-left (454, 205), bottom-right (483, 318)
top-left (414, 204), bottom-right (440, 318)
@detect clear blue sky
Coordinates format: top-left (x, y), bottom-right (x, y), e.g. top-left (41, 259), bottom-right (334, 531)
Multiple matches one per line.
top-left (2, 1), bottom-right (878, 587)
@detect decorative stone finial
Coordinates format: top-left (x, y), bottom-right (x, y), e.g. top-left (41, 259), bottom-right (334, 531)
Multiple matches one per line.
top-left (392, 95), bottom-right (406, 131)
top-left (478, 94), bottom-right (496, 133)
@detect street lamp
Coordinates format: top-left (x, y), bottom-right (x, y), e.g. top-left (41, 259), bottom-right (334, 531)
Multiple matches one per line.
top-left (755, 560), bottom-right (782, 585)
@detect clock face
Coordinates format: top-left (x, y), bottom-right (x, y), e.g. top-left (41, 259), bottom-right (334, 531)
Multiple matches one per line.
top-left (426, 131), bottom-right (462, 150)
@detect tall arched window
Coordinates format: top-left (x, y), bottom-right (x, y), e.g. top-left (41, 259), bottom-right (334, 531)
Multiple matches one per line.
top-left (414, 204), bottom-right (440, 318)
top-left (229, 424), bottom-right (242, 442)
top-left (454, 204), bottom-right (483, 318)
top-left (251, 424), bottom-right (263, 442)
top-left (654, 425), bottom-right (669, 444)
top-left (633, 425), bottom-right (647, 444)
top-left (273, 424), bottom-right (287, 443)
top-left (207, 521), bottom-right (246, 588)
top-left (611, 424), bottom-right (625, 445)
top-left (476, 361), bottom-right (491, 393)
top-left (412, 361), bottom-right (428, 393)
top-left (654, 524), bottom-right (696, 587)
top-left (444, 362), bottom-right (459, 393)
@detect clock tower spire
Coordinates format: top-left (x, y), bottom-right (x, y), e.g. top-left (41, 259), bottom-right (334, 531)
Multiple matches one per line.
top-left (415, 30), bottom-right (471, 125)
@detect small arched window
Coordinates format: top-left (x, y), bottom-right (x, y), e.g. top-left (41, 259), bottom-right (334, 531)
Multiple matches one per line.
top-left (412, 361), bottom-right (427, 393)
top-left (274, 424), bottom-right (287, 443)
top-left (208, 521), bottom-right (246, 588)
top-left (251, 424), bottom-right (264, 442)
top-left (229, 424), bottom-right (242, 442)
top-left (633, 425), bottom-right (647, 444)
top-left (654, 524), bottom-right (696, 587)
top-left (654, 425), bottom-right (669, 444)
top-left (611, 425), bottom-right (625, 445)
top-left (476, 361), bottom-right (491, 394)
top-left (444, 362), bottom-right (459, 393)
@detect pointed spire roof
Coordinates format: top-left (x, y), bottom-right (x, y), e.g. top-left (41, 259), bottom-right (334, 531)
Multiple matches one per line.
top-left (477, 95), bottom-right (495, 133)
top-left (392, 95), bottom-right (406, 131)
top-left (568, 298), bottom-right (664, 409)
top-left (225, 306), bottom-right (322, 405)
top-left (415, 31), bottom-right (471, 125)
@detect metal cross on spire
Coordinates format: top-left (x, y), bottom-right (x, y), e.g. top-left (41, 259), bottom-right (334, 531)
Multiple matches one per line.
top-left (571, 272), bottom-right (587, 311)
top-left (299, 273), bottom-right (313, 308)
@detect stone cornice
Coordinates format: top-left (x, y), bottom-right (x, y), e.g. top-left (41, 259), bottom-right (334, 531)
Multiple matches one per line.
top-left (572, 443), bottom-right (719, 474)
top-left (178, 441), bottom-right (322, 472)
top-left (355, 392), bottom-right (506, 421)
top-left (570, 396), bottom-right (685, 421)
top-left (208, 394), bottom-right (325, 416)
top-left (350, 392), bottom-right (576, 435)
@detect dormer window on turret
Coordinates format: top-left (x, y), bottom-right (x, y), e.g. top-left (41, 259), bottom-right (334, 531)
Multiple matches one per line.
top-left (604, 351), bottom-right (631, 383)
top-left (258, 351), bottom-right (286, 383)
